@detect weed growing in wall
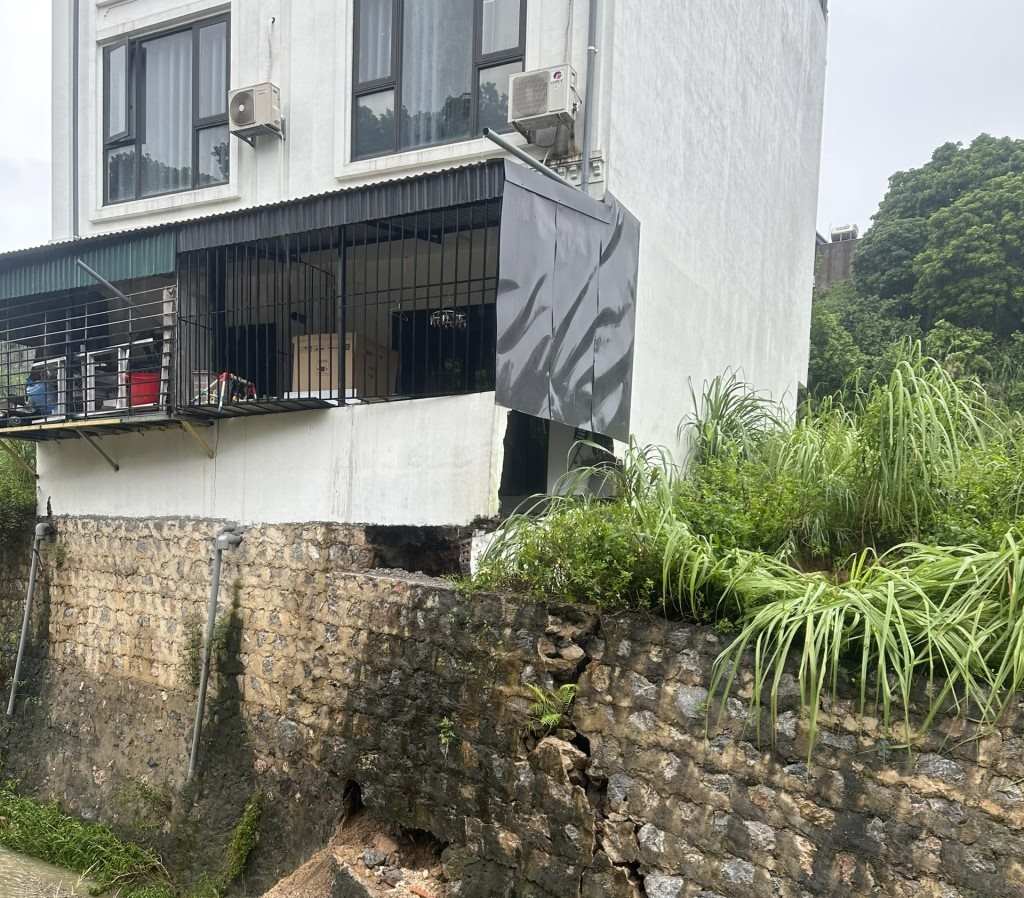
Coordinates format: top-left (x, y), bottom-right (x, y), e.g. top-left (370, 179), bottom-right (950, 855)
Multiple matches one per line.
top-left (526, 685), bottom-right (578, 737)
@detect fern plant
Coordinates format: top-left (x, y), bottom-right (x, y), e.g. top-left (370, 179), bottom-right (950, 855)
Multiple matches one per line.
top-left (526, 684), bottom-right (578, 736)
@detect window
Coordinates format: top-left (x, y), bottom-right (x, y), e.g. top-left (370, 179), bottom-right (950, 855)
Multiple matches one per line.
top-left (104, 17), bottom-right (230, 205)
top-left (352, 0), bottom-right (525, 160)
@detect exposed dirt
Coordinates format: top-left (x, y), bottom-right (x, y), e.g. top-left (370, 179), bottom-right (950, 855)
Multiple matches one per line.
top-left (261, 812), bottom-right (448, 898)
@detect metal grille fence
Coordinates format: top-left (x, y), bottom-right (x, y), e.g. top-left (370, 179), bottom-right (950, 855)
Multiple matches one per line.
top-left (176, 199), bottom-right (500, 417)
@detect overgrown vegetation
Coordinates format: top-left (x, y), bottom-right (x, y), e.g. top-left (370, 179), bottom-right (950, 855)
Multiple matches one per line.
top-left (0, 782), bottom-right (265, 898)
top-left (810, 134), bottom-right (1024, 407)
top-left (474, 344), bottom-right (1024, 753)
top-left (219, 793), bottom-right (263, 888)
top-left (0, 442), bottom-right (35, 543)
top-left (0, 780), bottom-right (166, 896)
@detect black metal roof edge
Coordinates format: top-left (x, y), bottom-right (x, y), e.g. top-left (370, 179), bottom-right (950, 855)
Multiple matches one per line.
top-left (0, 158), bottom-right (507, 270)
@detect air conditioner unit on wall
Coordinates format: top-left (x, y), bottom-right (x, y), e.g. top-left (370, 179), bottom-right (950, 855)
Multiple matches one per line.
top-left (229, 82), bottom-right (284, 145)
top-left (508, 65), bottom-right (579, 132)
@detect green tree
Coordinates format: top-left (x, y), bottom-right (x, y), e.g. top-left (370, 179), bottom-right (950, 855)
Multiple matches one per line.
top-left (912, 171), bottom-right (1024, 336)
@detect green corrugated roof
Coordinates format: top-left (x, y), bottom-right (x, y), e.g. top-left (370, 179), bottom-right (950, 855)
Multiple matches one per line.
top-left (0, 231), bottom-right (177, 301)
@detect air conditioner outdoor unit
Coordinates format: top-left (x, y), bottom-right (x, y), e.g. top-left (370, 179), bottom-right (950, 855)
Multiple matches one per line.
top-left (508, 65), bottom-right (578, 132)
top-left (229, 82), bottom-right (284, 144)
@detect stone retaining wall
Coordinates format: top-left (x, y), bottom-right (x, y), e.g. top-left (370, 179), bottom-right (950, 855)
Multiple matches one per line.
top-left (1, 516), bottom-right (1022, 897)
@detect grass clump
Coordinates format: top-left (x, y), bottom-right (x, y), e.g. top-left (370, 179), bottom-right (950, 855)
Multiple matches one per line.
top-left (219, 793), bottom-right (262, 888)
top-left (0, 780), bottom-right (166, 895)
top-left (474, 341), bottom-right (1024, 755)
top-left (0, 442), bottom-right (35, 544)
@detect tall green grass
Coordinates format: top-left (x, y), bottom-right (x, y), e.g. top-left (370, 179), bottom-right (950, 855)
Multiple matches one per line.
top-left (475, 342), bottom-right (1024, 752)
top-left (0, 781), bottom-right (166, 894)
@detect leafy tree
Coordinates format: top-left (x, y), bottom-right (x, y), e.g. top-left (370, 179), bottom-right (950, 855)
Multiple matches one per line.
top-left (912, 171), bottom-right (1024, 335)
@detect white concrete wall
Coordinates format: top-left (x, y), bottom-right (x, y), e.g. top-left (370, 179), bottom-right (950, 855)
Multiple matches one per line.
top-left (36, 393), bottom-right (508, 525)
top-left (602, 0), bottom-right (828, 454)
top-left (52, 0), bottom-right (600, 239)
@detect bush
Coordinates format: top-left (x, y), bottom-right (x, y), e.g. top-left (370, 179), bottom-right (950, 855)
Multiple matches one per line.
top-left (473, 343), bottom-right (1024, 755)
top-left (474, 501), bottom-right (663, 610)
top-left (0, 443), bottom-right (35, 543)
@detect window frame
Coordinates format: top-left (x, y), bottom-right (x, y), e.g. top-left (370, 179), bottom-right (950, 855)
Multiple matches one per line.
top-left (102, 14), bottom-right (231, 206)
top-left (351, 0), bottom-right (527, 161)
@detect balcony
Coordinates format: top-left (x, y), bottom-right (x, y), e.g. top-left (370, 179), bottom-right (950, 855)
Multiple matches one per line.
top-left (0, 282), bottom-right (178, 441)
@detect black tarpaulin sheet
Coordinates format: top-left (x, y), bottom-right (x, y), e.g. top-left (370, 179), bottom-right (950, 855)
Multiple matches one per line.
top-left (496, 161), bottom-right (640, 441)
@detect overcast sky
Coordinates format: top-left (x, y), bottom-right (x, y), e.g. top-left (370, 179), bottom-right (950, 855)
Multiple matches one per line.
top-left (0, 2), bottom-right (1021, 252)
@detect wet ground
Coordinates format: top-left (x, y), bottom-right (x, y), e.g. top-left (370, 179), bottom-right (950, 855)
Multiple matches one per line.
top-left (0, 847), bottom-right (88, 897)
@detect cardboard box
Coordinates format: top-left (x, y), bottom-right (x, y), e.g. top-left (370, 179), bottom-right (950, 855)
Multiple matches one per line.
top-left (292, 333), bottom-right (397, 397)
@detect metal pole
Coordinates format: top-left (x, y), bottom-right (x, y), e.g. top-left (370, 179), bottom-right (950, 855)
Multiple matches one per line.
top-left (7, 522), bottom-right (53, 718)
top-left (579, 0), bottom-right (600, 195)
top-left (482, 129), bottom-right (574, 189)
top-left (75, 259), bottom-right (132, 308)
top-left (188, 525), bottom-right (242, 781)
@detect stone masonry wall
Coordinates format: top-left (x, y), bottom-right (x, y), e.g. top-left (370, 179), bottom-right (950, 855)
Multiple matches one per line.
top-left (1, 517), bottom-right (1023, 897)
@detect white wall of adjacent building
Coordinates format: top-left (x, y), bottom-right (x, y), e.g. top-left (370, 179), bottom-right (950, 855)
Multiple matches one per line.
top-left (603, 0), bottom-right (828, 454)
top-left (44, 0), bottom-right (828, 524)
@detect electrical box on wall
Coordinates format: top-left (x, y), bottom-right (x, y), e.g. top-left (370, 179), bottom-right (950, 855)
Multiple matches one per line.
top-left (508, 65), bottom-right (579, 133)
top-left (229, 82), bottom-right (284, 146)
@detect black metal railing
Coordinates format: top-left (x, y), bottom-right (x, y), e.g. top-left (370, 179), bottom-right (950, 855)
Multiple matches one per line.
top-left (176, 199), bottom-right (500, 418)
top-left (0, 285), bottom-right (175, 429)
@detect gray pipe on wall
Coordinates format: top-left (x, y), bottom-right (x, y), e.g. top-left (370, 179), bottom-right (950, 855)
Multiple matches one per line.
top-left (579, 0), bottom-right (599, 195)
top-left (6, 522), bottom-right (54, 718)
top-left (187, 525), bottom-right (243, 781)
top-left (72, 0), bottom-right (80, 238)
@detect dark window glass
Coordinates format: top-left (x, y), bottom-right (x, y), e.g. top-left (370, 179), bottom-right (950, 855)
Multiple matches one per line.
top-left (352, 1), bottom-right (525, 160)
top-left (197, 125), bottom-right (230, 186)
top-left (478, 60), bottom-right (521, 132)
top-left (357, 0), bottom-right (393, 82)
top-left (106, 44), bottom-right (127, 138)
top-left (104, 18), bottom-right (229, 204)
top-left (400, 0), bottom-right (474, 150)
top-left (106, 147), bottom-right (137, 204)
top-left (481, 0), bottom-right (521, 55)
top-left (198, 22), bottom-right (228, 118)
top-left (355, 90), bottom-right (396, 158)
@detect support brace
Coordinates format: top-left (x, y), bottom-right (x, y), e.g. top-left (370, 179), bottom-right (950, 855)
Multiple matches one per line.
top-left (180, 421), bottom-right (216, 459)
top-left (0, 440), bottom-right (37, 480)
top-left (78, 432), bottom-right (119, 471)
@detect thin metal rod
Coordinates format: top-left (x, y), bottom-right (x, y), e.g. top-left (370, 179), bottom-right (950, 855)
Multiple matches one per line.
top-left (482, 129), bottom-right (573, 188)
top-left (580, 0), bottom-right (600, 195)
top-left (7, 523), bottom-right (52, 717)
top-left (78, 432), bottom-right (119, 471)
top-left (188, 526), bottom-right (242, 781)
top-left (75, 259), bottom-right (132, 307)
top-left (0, 441), bottom-right (37, 480)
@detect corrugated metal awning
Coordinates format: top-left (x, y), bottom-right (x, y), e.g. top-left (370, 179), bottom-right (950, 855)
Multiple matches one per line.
top-left (0, 160), bottom-right (507, 300)
top-left (178, 160), bottom-right (506, 252)
top-left (0, 231), bottom-right (177, 301)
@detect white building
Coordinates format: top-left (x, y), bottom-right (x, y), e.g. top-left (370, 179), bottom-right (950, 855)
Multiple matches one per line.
top-left (0, 0), bottom-right (827, 528)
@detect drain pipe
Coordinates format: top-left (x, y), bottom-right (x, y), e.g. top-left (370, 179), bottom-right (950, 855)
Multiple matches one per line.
top-left (579, 0), bottom-right (599, 195)
top-left (187, 525), bottom-right (243, 781)
top-left (6, 522), bottom-right (54, 718)
top-left (71, 0), bottom-right (81, 238)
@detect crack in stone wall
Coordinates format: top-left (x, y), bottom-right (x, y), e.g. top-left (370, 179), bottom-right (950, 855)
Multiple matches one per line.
top-left (0, 518), bottom-right (1023, 897)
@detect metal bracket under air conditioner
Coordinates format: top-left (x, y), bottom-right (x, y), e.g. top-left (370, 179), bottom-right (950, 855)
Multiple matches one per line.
top-left (234, 118), bottom-right (287, 149)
